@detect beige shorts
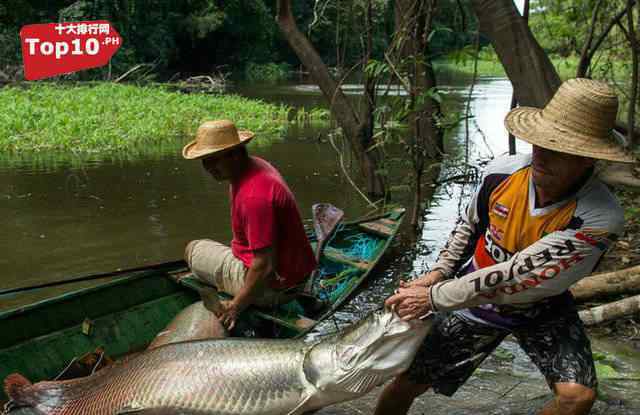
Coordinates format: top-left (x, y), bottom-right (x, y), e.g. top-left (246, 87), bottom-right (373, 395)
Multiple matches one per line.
top-left (184, 239), bottom-right (284, 308)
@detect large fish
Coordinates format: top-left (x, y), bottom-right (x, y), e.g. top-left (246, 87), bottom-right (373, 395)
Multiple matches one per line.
top-left (147, 300), bottom-right (227, 350)
top-left (4, 308), bottom-right (433, 415)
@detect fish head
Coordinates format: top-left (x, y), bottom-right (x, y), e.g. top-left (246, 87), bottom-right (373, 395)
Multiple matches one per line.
top-left (334, 307), bottom-right (433, 377)
top-left (304, 308), bottom-right (434, 401)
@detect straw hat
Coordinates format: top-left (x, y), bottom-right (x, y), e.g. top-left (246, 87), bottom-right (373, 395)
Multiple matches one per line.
top-left (182, 120), bottom-right (254, 160)
top-left (505, 78), bottom-right (635, 163)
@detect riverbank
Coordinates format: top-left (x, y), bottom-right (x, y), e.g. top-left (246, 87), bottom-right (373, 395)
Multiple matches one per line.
top-left (589, 187), bottom-right (640, 346)
top-left (0, 83), bottom-right (292, 156)
top-left (436, 52), bottom-right (627, 82)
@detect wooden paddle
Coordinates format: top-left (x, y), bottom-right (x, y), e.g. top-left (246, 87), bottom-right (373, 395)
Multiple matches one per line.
top-left (304, 203), bottom-right (344, 293)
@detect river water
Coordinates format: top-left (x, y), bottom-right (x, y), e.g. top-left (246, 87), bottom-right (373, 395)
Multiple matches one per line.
top-left (2, 77), bottom-right (639, 413)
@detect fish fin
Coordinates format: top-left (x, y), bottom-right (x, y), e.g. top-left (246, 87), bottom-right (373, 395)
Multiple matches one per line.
top-left (335, 371), bottom-right (385, 394)
top-left (3, 374), bottom-right (68, 414)
top-left (4, 373), bottom-right (32, 401)
top-left (3, 374), bottom-right (49, 414)
top-left (286, 395), bottom-right (313, 415)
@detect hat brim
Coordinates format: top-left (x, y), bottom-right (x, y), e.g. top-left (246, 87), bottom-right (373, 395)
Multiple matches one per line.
top-left (505, 107), bottom-right (635, 163)
top-left (182, 130), bottom-right (254, 160)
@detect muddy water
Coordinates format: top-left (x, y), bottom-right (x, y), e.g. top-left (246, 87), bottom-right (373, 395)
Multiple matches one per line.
top-left (0, 134), bottom-right (369, 308)
top-left (2, 77), bottom-right (639, 413)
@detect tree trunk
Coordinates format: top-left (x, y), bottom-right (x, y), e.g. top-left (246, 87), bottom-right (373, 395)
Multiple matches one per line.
top-left (470, 0), bottom-right (560, 107)
top-left (626, 0), bottom-right (638, 148)
top-left (361, 0), bottom-right (385, 197)
top-left (579, 294), bottom-right (640, 326)
top-left (276, 0), bottom-right (385, 197)
top-left (395, 0), bottom-right (444, 228)
top-left (571, 265), bottom-right (640, 302)
top-left (470, 0), bottom-right (635, 162)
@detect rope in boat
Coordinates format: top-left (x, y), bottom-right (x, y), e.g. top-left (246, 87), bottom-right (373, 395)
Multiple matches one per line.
top-left (336, 234), bottom-right (379, 261)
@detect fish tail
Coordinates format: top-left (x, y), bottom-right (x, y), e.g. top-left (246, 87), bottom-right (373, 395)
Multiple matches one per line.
top-left (4, 373), bottom-right (33, 402)
top-left (4, 373), bottom-right (63, 414)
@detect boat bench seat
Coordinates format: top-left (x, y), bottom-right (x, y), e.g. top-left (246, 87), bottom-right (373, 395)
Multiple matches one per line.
top-left (323, 247), bottom-right (370, 270)
top-left (358, 219), bottom-right (395, 237)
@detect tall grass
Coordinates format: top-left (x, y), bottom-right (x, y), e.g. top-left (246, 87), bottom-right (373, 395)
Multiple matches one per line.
top-left (0, 83), bottom-right (292, 156)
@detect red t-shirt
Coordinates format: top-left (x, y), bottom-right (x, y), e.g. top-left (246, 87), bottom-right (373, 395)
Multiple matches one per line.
top-left (230, 157), bottom-right (317, 289)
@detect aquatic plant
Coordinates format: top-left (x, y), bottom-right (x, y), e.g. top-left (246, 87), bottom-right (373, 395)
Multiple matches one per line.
top-left (0, 83), bottom-right (291, 157)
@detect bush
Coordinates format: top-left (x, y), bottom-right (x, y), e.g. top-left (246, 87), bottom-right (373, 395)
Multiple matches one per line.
top-left (244, 62), bottom-right (291, 83)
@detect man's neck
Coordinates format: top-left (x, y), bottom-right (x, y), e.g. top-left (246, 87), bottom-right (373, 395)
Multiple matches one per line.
top-left (230, 156), bottom-right (252, 183)
top-left (534, 186), bottom-right (557, 208)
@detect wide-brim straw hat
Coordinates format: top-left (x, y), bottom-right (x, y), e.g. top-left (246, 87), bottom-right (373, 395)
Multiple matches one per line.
top-left (182, 119), bottom-right (254, 160)
top-left (505, 78), bottom-right (635, 163)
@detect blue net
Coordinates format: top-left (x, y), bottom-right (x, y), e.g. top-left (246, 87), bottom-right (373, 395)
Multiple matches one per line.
top-left (332, 234), bottom-right (380, 261)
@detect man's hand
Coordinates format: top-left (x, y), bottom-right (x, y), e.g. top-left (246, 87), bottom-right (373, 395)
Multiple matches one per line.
top-left (400, 270), bottom-right (444, 289)
top-left (385, 286), bottom-right (433, 321)
top-left (218, 300), bottom-right (245, 330)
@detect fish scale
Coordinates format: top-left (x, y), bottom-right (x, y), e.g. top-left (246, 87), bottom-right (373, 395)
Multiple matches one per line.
top-left (5, 309), bottom-right (433, 415)
top-left (19, 340), bottom-right (306, 415)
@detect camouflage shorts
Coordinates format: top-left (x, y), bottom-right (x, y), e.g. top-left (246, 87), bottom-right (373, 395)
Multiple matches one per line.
top-left (406, 310), bottom-right (597, 396)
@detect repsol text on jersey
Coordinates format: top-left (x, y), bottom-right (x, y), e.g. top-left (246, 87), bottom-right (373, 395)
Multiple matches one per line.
top-left (470, 239), bottom-right (585, 299)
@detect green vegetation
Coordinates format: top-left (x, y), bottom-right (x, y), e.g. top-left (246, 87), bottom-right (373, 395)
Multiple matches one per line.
top-left (244, 62), bottom-right (292, 83)
top-left (435, 55), bottom-right (507, 78)
top-left (0, 1), bottom-right (477, 82)
top-left (0, 83), bottom-right (291, 155)
top-left (436, 49), bottom-right (599, 81)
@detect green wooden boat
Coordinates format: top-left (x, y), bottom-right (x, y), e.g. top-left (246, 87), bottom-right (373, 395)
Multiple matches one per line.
top-left (0, 208), bottom-right (405, 401)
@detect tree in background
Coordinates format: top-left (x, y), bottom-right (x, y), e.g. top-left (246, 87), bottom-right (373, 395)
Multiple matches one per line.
top-left (471, 0), bottom-right (639, 149)
top-left (389, 0), bottom-right (444, 227)
top-left (277, 0), bottom-right (387, 198)
top-left (0, 0), bottom-right (283, 79)
top-left (277, 0), bottom-right (448, 225)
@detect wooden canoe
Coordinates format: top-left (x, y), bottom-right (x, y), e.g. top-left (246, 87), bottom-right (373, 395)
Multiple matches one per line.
top-left (0, 207), bottom-right (405, 401)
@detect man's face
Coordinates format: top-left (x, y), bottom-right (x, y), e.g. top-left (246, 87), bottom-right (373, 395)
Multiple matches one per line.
top-left (531, 145), bottom-right (594, 197)
top-left (201, 152), bottom-right (235, 181)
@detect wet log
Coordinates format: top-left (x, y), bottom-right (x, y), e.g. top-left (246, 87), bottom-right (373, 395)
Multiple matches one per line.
top-left (579, 294), bottom-right (640, 326)
top-left (598, 163), bottom-right (640, 189)
top-left (571, 265), bottom-right (640, 302)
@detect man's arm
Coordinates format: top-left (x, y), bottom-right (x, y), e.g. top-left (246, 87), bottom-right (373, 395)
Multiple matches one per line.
top-left (412, 167), bottom-right (492, 284)
top-left (429, 228), bottom-right (615, 312)
top-left (234, 247), bottom-right (274, 309)
top-left (219, 247), bottom-right (274, 329)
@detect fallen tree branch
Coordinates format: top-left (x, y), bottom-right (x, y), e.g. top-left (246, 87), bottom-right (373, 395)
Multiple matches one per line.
top-left (579, 294), bottom-right (640, 326)
top-left (598, 162), bottom-right (640, 188)
top-left (114, 64), bottom-right (155, 83)
top-left (571, 265), bottom-right (640, 302)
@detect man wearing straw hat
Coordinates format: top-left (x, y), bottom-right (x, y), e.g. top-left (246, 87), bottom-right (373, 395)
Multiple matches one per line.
top-left (182, 120), bottom-right (317, 330)
top-left (376, 78), bottom-right (635, 415)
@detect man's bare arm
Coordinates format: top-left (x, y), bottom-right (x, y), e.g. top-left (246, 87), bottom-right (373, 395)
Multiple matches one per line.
top-left (219, 247), bottom-right (274, 329)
